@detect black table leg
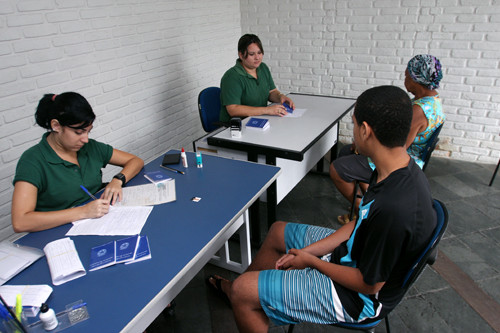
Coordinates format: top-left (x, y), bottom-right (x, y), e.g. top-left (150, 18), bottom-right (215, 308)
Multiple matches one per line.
top-left (266, 155), bottom-right (277, 230)
top-left (248, 152), bottom-right (261, 246)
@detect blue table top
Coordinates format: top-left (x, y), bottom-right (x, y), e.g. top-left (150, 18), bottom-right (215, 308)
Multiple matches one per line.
top-left (9, 151), bottom-right (280, 332)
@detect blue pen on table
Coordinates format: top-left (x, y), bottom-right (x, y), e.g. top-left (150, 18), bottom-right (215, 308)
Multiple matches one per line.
top-left (80, 185), bottom-right (97, 200)
top-left (160, 165), bottom-right (185, 175)
top-left (62, 302), bottom-right (87, 314)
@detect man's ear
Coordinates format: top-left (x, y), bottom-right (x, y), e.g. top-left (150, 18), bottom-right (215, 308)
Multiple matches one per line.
top-left (50, 119), bottom-right (61, 133)
top-left (360, 121), bottom-right (372, 140)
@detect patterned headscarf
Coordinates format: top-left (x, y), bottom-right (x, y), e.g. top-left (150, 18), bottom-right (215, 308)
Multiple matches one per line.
top-left (407, 54), bottom-right (443, 90)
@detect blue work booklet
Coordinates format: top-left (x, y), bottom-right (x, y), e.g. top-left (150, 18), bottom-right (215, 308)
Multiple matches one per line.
top-left (89, 240), bottom-right (116, 271)
top-left (125, 236), bottom-right (151, 264)
top-left (246, 117), bottom-right (270, 130)
top-left (89, 235), bottom-right (150, 271)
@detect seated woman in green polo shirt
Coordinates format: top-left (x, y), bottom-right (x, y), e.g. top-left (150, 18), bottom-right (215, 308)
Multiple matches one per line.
top-left (11, 92), bottom-right (144, 233)
top-left (219, 34), bottom-right (295, 122)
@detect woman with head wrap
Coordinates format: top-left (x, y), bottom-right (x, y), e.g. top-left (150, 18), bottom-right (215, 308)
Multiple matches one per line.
top-left (404, 54), bottom-right (445, 167)
top-left (330, 54), bottom-right (445, 224)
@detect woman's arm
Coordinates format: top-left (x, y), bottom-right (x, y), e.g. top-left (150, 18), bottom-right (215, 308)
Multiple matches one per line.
top-left (268, 89), bottom-right (295, 109)
top-left (101, 149), bottom-right (144, 204)
top-left (405, 104), bottom-right (428, 149)
top-left (226, 103), bottom-right (287, 118)
top-left (11, 181), bottom-right (110, 233)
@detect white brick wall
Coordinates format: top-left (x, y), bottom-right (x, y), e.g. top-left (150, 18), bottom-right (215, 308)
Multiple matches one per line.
top-left (0, 0), bottom-right (241, 240)
top-left (241, 0), bottom-right (500, 162)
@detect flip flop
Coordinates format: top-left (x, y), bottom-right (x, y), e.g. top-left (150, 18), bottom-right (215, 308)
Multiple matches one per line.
top-left (206, 275), bottom-right (231, 307)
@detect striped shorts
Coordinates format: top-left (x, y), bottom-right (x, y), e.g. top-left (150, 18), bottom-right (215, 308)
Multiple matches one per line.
top-left (258, 223), bottom-right (356, 326)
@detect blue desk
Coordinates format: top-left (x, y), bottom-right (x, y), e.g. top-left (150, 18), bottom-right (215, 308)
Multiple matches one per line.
top-left (8, 152), bottom-right (280, 332)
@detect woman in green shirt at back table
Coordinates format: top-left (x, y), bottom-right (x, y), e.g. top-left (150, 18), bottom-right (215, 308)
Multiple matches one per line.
top-left (11, 92), bottom-right (144, 233)
top-left (219, 34), bottom-right (295, 122)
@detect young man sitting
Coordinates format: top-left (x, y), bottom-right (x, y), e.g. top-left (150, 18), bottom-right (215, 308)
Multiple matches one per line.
top-left (208, 85), bottom-right (437, 333)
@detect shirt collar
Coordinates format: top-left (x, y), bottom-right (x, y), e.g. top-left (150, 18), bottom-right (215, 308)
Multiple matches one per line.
top-left (40, 132), bottom-right (87, 166)
top-left (234, 59), bottom-right (260, 79)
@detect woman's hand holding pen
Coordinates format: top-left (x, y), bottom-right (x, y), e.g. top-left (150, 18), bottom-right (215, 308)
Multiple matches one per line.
top-left (101, 178), bottom-right (123, 205)
top-left (82, 199), bottom-right (110, 218)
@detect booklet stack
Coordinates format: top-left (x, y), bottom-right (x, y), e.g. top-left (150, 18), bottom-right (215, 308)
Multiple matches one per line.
top-left (89, 235), bottom-right (151, 271)
top-left (246, 117), bottom-right (270, 131)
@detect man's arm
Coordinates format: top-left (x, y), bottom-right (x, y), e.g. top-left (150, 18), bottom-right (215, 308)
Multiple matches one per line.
top-left (275, 221), bottom-right (385, 294)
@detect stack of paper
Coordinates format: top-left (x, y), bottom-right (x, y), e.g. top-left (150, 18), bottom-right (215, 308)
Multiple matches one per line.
top-left (89, 235), bottom-right (151, 271)
top-left (0, 241), bottom-right (44, 286)
top-left (0, 285), bottom-right (53, 317)
top-left (43, 238), bottom-right (86, 286)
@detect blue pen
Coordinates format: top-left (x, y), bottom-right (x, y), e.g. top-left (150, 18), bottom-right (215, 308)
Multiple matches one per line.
top-left (80, 185), bottom-right (97, 200)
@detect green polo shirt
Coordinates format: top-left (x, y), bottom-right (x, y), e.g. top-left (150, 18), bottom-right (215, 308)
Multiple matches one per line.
top-left (13, 132), bottom-right (113, 212)
top-left (219, 59), bottom-right (276, 122)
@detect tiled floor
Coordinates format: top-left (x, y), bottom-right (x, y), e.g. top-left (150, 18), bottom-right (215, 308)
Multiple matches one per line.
top-left (146, 156), bottom-right (500, 333)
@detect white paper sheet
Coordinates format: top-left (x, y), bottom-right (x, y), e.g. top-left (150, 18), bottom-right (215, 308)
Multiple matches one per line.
top-left (43, 238), bottom-right (86, 286)
top-left (115, 181), bottom-right (176, 206)
top-left (0, 285), bottom-right (53, 307)
top-left (0, 241), bottom-right (44, 285)
top-left (283, 108), bottom-right (307, 118)
top-left (66, 205), bottom-right (153, 236)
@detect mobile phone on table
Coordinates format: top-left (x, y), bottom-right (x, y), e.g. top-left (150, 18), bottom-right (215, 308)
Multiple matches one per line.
top-left (162, 153), bottom-right (181, 166)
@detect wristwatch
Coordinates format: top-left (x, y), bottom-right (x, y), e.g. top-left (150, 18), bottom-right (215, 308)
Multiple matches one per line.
top-left (113, 172), bottom-right (126, 185)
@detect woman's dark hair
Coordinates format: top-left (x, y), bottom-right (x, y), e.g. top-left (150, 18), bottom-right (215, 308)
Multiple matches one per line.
top-left (238, 34), bottom-right (264, 58)
top-left (354, 85), bottom-right (413, 148)
top-left (35, 92), bottom-right (95, 130)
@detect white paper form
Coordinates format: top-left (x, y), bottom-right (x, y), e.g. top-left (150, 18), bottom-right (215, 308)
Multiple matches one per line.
top-left (43, 238), bottom-right (86, 286)
top-left (0, 241), bottom-right (44, 285)
top-left (0, 285), bottom-right (53, 307)
top-left (66, 205), bottom-right (153, 236)
top-left (283, 108), bottom-right (307, 118)
top-left (115, 181), bottom-right (176, 206)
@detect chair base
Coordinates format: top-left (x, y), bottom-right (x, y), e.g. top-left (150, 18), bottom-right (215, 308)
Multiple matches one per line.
top-left (488, 159), bottom-right (499, 186)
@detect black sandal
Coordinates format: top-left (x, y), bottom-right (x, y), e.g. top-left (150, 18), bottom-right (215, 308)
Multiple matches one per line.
top-left (206, 275), bottom-right (231, 307)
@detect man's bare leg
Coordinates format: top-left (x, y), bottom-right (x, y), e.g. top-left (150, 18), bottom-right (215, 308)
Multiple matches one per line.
top-left (231, 271), bottom-right (269, 333)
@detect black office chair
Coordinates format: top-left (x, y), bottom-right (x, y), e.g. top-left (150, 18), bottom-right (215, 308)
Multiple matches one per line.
top-left (289, 199), bottom-right (449, 333)
top-left (198, 87), bottom-right (223, 133)
top-left (488, 133), bottom-right (499, 187)
top-left (421, 123), bottom-right (443, 172)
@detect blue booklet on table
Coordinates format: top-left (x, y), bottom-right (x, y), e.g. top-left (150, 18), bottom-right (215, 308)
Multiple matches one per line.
top-left (283, 102), bottom-right (293, 113)
top-left (246, 117), bottom-right (270, 130)
top-left (126, 236), bottom-right (151, 264)
top-left (90, 235), bottom-right (148, 271)
top-left (144, 171), bottom-right (172, 184)
top-left (89, 241), bottom-right (116, 271)
top-left (115, 235), bottom-right (140, 264)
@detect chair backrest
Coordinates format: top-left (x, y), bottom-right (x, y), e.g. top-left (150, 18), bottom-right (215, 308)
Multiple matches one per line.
top-left (402, 199), bottom-right (448, 288)
top-left (198, 87), bottom-right (222, 132)
top-left (421, 123), bottom-right (443, 171)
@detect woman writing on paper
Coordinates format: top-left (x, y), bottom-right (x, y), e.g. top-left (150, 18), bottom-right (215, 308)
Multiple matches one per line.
top-left (11, 92), bottom-right (144, 232)
top-left (219, 34), bottom-right (295, 122)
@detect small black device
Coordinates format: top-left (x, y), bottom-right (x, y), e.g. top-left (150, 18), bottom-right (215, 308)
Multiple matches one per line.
top-left (162, 153), bottom-right (181, 166)
top-left (230, 117), bottom-right (242, 138)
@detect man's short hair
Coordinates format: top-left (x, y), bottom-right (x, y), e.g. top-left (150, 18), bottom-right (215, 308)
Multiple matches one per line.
top-left (354, 85), bottom-right (413, 148)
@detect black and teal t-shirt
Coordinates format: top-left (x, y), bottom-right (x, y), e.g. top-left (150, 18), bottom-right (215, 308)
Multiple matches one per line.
top-left (331, 158), bottom-right (437, 322)
top-left (13, 132), bottom-right (113, 211)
